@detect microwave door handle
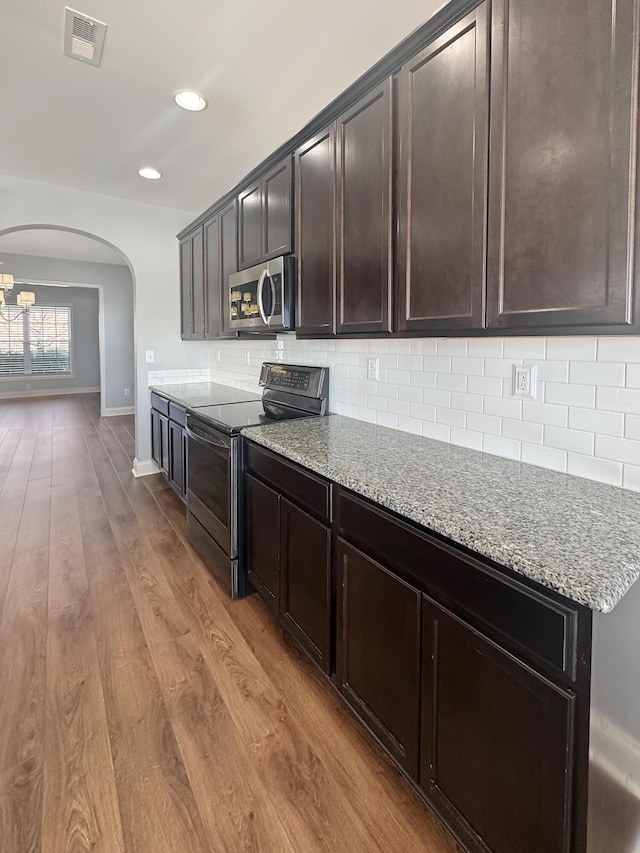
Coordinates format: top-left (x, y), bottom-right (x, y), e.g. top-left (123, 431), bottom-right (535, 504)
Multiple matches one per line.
top-left (257, 269), bottom-right (269, 325)
top-left (267, 273), bottom-right (277, 327)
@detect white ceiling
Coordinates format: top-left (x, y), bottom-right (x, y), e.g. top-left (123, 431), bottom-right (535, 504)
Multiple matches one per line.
top-left (0, 228), bottom-right (127, 264)
top-left (0, 0), bottom-right (439, 213)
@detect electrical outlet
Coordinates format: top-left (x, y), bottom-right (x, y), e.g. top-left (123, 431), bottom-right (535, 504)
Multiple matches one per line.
top-left (276, 340), bottom-right (284, 350)
top-left (145, 350), bottom-right (155, 364)
top-left (216, 349), bottom-right (222, 363)
top-left (367, 357), bottom-right (380, 381)
top-left (124, 387), bottom-right (130, 397)
top-left (244, 351), bottom-right (251, 366)
top-left (513, 362), bottom-right (537, 399)
top-left (276, 350), bottom-right (284, 361)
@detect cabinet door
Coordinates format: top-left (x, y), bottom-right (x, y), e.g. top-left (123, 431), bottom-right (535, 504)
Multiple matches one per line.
top-left (159, 414), bottom-right (169, 476)
top-left (204, 213), bottom-right (221, 339)
top-left (396, 5), bottom-right (488, 333)
top-left (151, 409), bottom-right (161, 467)
top-left (168, 420), bottom-right (185, 497)
top-left (220, 201), bottom-right (239, 338)
top-left (181, 428), bottom-right (188, 498)
top-left (421, 596), bottom-right (575, 853)
top-left (191, 226), bottom-right (205, 339)
top-left (263, 158), bottom-right (293, 259)
top-left (238, 180), bottom-right (263, 269)
top-left (295, 126), bottom-right (336, 336)
top-left (179, 236), bottom-right (193, 340)
top-left (280, 499), bottom-right (331, 674)
top-left (336, 79), bottom-right (393, 335)
top-left (245, 474), bottom-right (280, 614)
top-left (487, 0), bottom-right (639, 331)
top-left (336, 539), bottom-right (421, 777)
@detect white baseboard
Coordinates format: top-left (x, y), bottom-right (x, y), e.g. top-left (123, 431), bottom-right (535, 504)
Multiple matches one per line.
top-left (132, 457), bottom-right (160, 478)
top-left (0, 385), bottom-right (100, 400)
top-left (590, 711), bottom-right (640, 800)
top-left (103, 406), bottom-right (135, 417)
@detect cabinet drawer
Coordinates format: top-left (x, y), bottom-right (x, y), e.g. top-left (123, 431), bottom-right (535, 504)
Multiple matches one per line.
top-left (150, 392), bottom-right (169, 417)
top-left (245, 442), bottom-right (331, 522)
top-left (168, 402), bottom-right (186, 427)
top-left (337, 489), bottom-right (580, 680)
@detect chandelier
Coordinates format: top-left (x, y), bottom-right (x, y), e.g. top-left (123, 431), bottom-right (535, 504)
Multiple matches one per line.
top-left (0, 273), bottom-right (36, 321)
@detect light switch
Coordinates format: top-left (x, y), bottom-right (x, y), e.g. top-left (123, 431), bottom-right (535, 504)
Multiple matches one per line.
top-left (145, 350), bottom-right (155, 363)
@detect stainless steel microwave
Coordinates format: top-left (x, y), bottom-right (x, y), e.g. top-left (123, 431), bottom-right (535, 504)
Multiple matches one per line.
top-left (228, 255), bottom-right (295, 332)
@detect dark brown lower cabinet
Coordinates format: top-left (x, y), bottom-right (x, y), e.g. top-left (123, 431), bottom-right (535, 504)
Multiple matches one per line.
top-left (336, 538), bottom-right (421, 778)
top-left (159, 413), bottom-right (169, 476)
top-left (280, 498), bottom-right (331, 673)
top-left (151, 408), bottom-right (162, 469)
top-left (246, 473), bottom-right (280, 614)
top-left (421, 595), bottom-right (575, 853)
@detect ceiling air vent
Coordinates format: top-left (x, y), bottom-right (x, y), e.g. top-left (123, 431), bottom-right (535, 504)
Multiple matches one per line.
top-left (63, 8), bottom-right (107, 67)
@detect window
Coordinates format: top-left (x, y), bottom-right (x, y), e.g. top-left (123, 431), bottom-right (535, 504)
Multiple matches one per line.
top-left (0, 305), bottom-right (72, 378)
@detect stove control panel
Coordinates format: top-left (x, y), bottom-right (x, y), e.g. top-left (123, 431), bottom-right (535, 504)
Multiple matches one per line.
top-left (259, 363), bottom-right (328, 400)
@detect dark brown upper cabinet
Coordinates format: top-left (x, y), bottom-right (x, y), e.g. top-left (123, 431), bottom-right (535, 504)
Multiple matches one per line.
top-left (203, 201), bottom-right (239, 340)
top-left (295, 126), bottom-right (337, 336)
top-left (396, 4), bottom-right (488, 334)
top-left (238, 157), bottom-right (293, 270)
top-left (180, 226), bottom-right (205, 340)
top-left (336, 79), bottom-right (394, 334)
top-left (487, 0), bottom-right (639, 332)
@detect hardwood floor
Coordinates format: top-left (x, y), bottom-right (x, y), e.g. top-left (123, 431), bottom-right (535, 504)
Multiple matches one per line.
top-left (0, 394), bottom-right (458, 852)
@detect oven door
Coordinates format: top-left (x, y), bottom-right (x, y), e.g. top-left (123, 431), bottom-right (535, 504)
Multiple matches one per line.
top-left (186, 418), bottom-right (237, 558)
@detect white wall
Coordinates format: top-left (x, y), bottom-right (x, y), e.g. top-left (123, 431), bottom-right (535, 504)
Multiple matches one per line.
top-left (0, 252), bottom-right (134, 409)
top-left (0, 174), bottom-right (210, 461)
top-left (0, 283), bottom-right (99, 394)
top-left (209, 333), bottom-right (640, 491)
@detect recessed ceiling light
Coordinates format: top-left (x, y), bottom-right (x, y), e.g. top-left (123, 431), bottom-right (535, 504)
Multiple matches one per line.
top-left (174, 89), bottom-right (208, 111)
top-left (138, 167), bottom-right (162, 180)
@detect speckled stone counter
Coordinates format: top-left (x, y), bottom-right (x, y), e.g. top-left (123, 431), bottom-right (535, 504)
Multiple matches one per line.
top-left (242, 415), bottom-right (640, 612)
top-left (149, 382), bottom-right (260, 408)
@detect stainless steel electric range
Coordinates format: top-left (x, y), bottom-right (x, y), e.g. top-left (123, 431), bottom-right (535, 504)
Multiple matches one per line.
top-left (185, 363), bottom-right (329, 598)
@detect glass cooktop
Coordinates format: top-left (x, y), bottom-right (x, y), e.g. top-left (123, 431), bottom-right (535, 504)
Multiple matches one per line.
top-left (188, 400), bottom-right (315, 435)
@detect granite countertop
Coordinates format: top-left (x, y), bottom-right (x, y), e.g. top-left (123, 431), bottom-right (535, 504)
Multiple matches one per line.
top-left (242, 415), bottom-right (640, 613)
top-left (149, 382), bottom-right (260, 408)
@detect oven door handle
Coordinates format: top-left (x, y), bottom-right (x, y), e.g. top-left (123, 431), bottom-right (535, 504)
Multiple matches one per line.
top-left (186, 424), bottom-right (229, 449)
top-left (257, 268), bottom-right (269, 325)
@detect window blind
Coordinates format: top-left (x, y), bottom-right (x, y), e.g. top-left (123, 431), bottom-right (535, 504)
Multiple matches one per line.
top-left (0, 305), bottom-right (72, 377)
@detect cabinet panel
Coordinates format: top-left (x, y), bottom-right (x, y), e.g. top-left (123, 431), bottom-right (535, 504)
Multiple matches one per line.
top-left (151, 409), bottom-right (161, 468)
top-left (191, 227), bottom-right (205, 339)
top-left (245, 473), bottom-right (280, 613)
top-left (280, 499), bottom-right (331, 673)
top-left (159, 413), bottom-right (169, 476)
top-left (336, 538), bottom-right (421, 777)
top-left (337, 79), bottom-right (393, 334)
top-left (397, 5), bottom-right (488, 333)
top-left (238, 181), bottom-right (263, 269)
top-left (168, 420), bottom-right (185, 498)
top-left (263, 158), bottom-right (293, 259)
top-left (220, 201), bottom-right (239, 338)
top-left (179, 236), bottom-right (193, 340)
top-left (421, 596), bottom-right (575, 853)
top-left (487, 0), bottom-right (639, 330)
top-left (204, 213), bottom-right (220, 339)
top-left (295, 127), bottom-right (336, 336)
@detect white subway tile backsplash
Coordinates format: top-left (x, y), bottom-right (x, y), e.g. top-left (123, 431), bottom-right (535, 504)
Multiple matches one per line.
top-left (522, 401), bottom-right (568, 427)
top-left (521, 443), bottom-right (567, 471)
top-left (597, 387), bottom-right (640, 414)
top-left (570, 361), bottom-right (626, 387)
top-left (502, 419), bottom-right (544, 444)
top-left (482, 434), bottom-right (521, 460)
top-left (504, 338), bottom-right (547, 359)
top-left (568, 406), bottom-right (624, 437)
top-left (209, 334), bottom-right (640, 492)
top-left (595, 435), bottom-right (640, 465)
top-left (545, 426), bottom-right (594, 455)
top-left (545, 382), bottom-right (596, 408)
top-left (467, 412), bottom-right (501, 435)
top-left (437, 339), bottom-right (468, 356)
top-left (597, 338), bottom-right (640, 362)
top-left (546, 337), bottom-right (597, 361)
top-left (567, 453), bottom-right (623, 487)
top-left (450, 426), bottom-right (483, 450)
